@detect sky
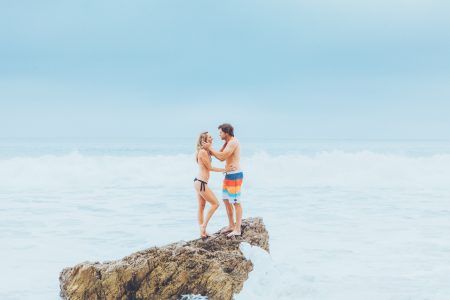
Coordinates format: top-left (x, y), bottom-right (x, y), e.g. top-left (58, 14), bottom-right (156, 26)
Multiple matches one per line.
top-left (1, 0), bottom-right (449, 139)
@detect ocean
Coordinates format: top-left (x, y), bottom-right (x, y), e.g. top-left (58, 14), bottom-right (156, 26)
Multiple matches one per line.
top-left (1, 138), bottom-right (450, 299)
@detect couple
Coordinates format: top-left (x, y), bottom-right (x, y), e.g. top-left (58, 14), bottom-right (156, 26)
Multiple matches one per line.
top-left (193, 123), bottom-right (244, 239)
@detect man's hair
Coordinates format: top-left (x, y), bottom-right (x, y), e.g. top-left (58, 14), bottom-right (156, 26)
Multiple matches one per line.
top-left (218, 123), bottom-right (234, 137)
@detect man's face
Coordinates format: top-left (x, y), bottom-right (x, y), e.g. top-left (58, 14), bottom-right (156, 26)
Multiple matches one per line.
top-left (219, 129), bottom-right (227, 140)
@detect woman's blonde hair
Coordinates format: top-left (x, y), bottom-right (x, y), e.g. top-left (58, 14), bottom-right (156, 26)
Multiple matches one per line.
top-left (196, 131), bottom-right (209, 162)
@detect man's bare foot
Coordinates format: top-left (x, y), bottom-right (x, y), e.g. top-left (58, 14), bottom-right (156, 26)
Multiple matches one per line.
top-left (226, 230), bottom-right (241, 237)
top-left (220, 226), bottom-right (234, 234)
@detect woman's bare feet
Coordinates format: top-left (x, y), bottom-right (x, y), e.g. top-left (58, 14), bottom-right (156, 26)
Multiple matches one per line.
top-left (200, 224), bottom-right (210, 238)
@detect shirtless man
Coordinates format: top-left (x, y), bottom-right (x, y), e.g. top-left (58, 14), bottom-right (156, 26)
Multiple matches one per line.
top-left (203, 123), bottom-right (243, 237)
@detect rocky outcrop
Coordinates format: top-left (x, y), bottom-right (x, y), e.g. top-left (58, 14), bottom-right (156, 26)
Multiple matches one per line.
top-left (59, 217), bottom-right (269, 300)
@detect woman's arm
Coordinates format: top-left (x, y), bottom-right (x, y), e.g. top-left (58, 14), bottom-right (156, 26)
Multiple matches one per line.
top-left (210, 166), bottom-right (226, 172)
top-left (211, 164), bottom-right (237, 172)
top-left (210, 163), bottom-right (237, 173)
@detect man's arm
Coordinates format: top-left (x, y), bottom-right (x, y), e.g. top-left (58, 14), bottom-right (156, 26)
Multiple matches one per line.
top-left (208, 140), bottom-right (237, 162)
top-left (198, 150), bottom-right (226, 172)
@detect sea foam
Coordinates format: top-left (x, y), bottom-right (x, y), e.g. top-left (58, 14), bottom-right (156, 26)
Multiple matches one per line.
top-left (1, 151), bottom-right (449, 191)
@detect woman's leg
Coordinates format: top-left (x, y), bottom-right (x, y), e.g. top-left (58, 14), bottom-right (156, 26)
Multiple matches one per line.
top-left (202, 187), bottom-right (220, 227)
top-left (197, 193), bottom-right (206, 226)
top-left (194, 181), bottom-right (207, 237)
top-left (194, 181), bottom-right (218, 237)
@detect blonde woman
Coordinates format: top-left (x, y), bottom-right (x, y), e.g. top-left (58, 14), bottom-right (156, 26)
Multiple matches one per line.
top-left (194, 132), bottom-right (234, 238)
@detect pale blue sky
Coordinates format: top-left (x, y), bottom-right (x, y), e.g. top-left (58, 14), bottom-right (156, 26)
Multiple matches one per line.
top-left (1, 0), bottom-right (449, 139)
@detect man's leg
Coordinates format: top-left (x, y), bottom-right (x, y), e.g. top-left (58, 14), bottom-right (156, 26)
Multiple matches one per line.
top-left (222, 175), bottom-right (236, 233)
top-left (227, 202), bottom-right (242, 236)
top-left (226, 172), bottom-right (244, 237)
top-left (222, 199), bottom-right (235, 232)
top-left (233, 203), bottom-right (242, 234)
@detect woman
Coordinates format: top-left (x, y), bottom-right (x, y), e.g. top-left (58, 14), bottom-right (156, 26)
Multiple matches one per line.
top-left (194, 132), bottom-right (233, 238)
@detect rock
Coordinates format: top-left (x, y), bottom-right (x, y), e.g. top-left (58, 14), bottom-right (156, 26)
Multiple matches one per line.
top-left (59, 217), bottom-right (269, 300)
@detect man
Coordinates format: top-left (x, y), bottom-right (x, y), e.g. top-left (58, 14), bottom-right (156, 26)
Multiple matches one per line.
top-left (203, 123), bottom-right (243, 237)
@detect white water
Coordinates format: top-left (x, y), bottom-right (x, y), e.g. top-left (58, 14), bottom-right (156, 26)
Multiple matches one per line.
top-left (1, 139), bottom-right (450, 299)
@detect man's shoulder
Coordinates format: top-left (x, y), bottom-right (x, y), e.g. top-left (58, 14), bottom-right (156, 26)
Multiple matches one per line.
top-left (229, 137), bottom-right (240, 145)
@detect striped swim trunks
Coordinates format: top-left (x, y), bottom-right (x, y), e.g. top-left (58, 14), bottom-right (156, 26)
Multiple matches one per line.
top-left (222, 170), bottom-right (244, 204)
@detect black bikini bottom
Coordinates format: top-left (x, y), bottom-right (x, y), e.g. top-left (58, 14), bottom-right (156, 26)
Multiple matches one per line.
top-left (194, 178), bottom-right (208, 191)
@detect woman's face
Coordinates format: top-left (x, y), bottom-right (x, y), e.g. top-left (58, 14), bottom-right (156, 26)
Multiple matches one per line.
top-left (207, 134), bottom-right (213, 144)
